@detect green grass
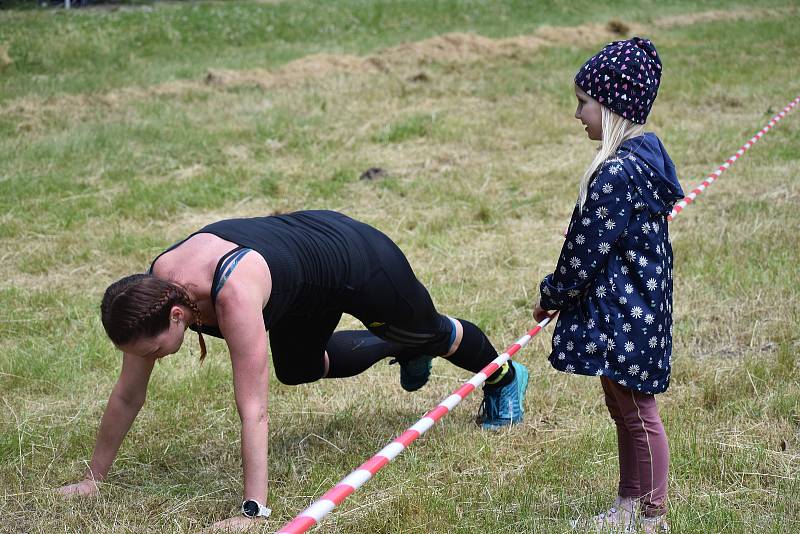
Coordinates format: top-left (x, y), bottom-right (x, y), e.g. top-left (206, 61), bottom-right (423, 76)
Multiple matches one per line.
top-left (1, 1), bottom-right (800, 533)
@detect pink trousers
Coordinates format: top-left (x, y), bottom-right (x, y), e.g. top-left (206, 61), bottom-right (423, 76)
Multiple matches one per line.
top-left (600, 377), bottom-right (669, 517)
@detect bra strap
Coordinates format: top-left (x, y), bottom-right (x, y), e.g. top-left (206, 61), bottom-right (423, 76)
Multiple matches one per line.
top-left (211, 246), bottom-right (252, 303)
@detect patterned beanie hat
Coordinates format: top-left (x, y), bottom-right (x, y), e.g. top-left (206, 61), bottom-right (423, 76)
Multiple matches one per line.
top-left (574, 37), bottom-right (662, 124)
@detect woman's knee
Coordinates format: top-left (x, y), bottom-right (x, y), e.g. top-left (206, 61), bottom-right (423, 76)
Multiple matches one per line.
top-left (273, 356), bottom-right (325, 385)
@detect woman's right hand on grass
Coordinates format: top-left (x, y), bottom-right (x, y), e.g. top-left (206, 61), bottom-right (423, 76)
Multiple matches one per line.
top-left (56, 479), bottom-right (99, 498)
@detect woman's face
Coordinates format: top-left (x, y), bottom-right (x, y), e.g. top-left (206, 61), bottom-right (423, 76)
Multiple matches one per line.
top-left (574, 85), bottom-right (603, 141)
top-left (117, 306), bottom-right (187, 359)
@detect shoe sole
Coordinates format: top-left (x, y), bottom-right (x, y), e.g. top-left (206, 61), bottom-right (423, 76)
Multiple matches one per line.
top-left (480, 361), bottom-right (529, 430)
top-left (514, 361), bottom-right (529, 406)
top-left (400, 357), bottom-right (432, 392)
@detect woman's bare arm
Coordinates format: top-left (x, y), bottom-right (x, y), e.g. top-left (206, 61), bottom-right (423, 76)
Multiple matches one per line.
top-left (58, 352), bottom-right (156, 496)
top-left (203, 251), bottom-right (273, 531)
top-left (217, 281), bottom-right (271, 507)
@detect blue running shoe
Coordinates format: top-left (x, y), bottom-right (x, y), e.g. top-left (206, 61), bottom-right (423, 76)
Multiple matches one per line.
top-left (477, 361), bottom-right (529, 430)
top-left (397, 356), bottom-right (433, 392)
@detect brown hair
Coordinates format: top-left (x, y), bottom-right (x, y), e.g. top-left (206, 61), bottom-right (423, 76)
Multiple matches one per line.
top-left (101, 274), bottom-right (207, 361)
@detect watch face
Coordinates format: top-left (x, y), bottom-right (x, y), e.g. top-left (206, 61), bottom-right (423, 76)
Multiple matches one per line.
top-left (242, 500), bottom-right (260, 517)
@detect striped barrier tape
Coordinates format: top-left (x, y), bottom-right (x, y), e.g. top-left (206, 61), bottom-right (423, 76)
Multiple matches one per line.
top-left (668, 95), bottom-right (800, 220)
top-left (276, 317), bottom-right (552, 534)
top-left (277, 94), bottom-right (799, 533)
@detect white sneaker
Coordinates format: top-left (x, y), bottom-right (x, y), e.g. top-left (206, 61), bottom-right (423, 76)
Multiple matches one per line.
top-left (571, 496), bottom-right (636, 532)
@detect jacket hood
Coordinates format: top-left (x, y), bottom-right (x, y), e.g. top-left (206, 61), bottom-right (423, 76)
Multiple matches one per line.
top-left (619, 133), bottom-right (684, 216)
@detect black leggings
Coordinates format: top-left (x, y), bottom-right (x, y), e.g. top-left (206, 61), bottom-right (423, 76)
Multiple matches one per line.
top-left (268, 232), bottom-right (453, 386)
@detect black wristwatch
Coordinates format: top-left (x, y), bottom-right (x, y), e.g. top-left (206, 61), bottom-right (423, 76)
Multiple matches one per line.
top-left (241, 499), bottom-right (272, 518)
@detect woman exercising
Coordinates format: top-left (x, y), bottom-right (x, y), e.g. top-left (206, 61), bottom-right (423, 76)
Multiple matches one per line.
top-left (57, 210), bottom-right (528, 530)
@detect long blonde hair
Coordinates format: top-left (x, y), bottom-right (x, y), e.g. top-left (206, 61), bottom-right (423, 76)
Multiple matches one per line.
top-left (578, 106), bottom-right (645, 209)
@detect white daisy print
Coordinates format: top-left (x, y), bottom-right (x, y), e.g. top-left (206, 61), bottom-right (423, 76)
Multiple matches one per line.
top-left (625, 250), bottom-right (637, 262)
top-left (596, 285), bottom-right (607, 298)
top-left (619, 296), bottom-right (628, 305)
top-left (620, 265), bottom-right (629, 275)
top-left (619, 379), bottom-right (627, 387)
top-left (617, 354), bottom-right (625, 363)
top-left (628, 364), bottom-right (640, 375)
top-left (602, 183), bottom-right (613, 194)
top-left (598, 242), bottom-right (611, 254)
top-left (559, 265), bottom-right (567, 275)
top-left (649, 336), bottom-right (658, 348)
top-left (625, 341), bottom-right (635, 353)
top-left (642, 222), bottom-right (651, 234)
top-left (596, 206), bottom-right (609, 219)
top-left (599, 333), bottom-right (608, 342)
top-left (607, 339), bottom-right (616, 351)
top-left (558, 352), bottom-right (566, 360)
top-left (644, 314), bottom-right (655, 325)
top-left (625, 283), bottom-right (634, 294)
top-left (655, 265), bottom-right (663, 275)
top-left (640, 370), bottom-right (649, 381)
top-left (565, 364), bottom-right (575, 373)
top-left (568, 289), bottom-right (580, 298)
top-left (587, 319), bottom-right (596, 329)
top-left (646, 278), bottom-right (658, 291)
top-left (582, 217), bottom-right (591, 227)
top-left (591, 192), bottom-right (600, 201)
top-left (652, 222), bottom-right (660, 233)
top-left (553, 335), bottom-right (561, 346)
top-left (570, 324), bottom-right (579, 332)
top-left (631, 306), bottom-right (643, 319)
top-left (585, 342), bottom-right (598, 354)
top-left (575, 234), bottom-right (586, 245)
top-left (578, 270), bottom-right (588, 280)
top-left (595, 369), bottom-right (604, 376)
top-left (605, 220), bottom-right (616, 230)
top-left (570, 257), bottom-right (581, 269)
top-left (609, 164), bottom-right (622, 175)
top-left (566, 341), bottom-right (575, 351)
top-left (622, 323), bottom-right (632, 333)
top-left (638, 256), bottom-right (649, 268)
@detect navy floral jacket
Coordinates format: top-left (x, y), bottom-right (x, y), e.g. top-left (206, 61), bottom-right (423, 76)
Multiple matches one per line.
top-left (539, 133), bottom-right (684, 394)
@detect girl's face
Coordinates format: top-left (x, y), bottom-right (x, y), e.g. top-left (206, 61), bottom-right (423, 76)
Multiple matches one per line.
top-left (574, 85), bottom-right (603, 141)
top-left (117, 306), bottom-right (187, 359)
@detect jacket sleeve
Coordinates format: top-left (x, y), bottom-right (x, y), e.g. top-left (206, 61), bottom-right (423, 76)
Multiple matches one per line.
top-left (539, 162), bottom-right (634, 310)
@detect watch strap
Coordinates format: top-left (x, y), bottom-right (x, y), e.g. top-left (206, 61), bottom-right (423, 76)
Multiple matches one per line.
top-left (241, 499), bottom-right (272, 518)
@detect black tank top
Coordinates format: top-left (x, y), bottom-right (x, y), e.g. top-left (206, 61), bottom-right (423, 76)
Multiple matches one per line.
top-left (150, 210), bottom-right (380, 335)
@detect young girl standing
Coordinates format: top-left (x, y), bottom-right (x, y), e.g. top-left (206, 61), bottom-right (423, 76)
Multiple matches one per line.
top-left (533, 38), bottom-right (683, 533)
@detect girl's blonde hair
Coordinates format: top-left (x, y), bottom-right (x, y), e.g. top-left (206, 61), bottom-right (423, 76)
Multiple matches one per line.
top-left (578, 106), bottom-right (645, 209)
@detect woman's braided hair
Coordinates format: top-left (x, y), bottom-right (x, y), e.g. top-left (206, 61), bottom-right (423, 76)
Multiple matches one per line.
top-left (101, 274), bottom-right (207, 361)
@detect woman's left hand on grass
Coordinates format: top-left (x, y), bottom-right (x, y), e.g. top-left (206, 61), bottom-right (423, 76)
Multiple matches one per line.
top-left (202, 516), bottom-right (267, 532)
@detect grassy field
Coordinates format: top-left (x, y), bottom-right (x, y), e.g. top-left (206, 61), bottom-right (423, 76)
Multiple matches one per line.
top-left (1, 1), bottom-right (799, 532)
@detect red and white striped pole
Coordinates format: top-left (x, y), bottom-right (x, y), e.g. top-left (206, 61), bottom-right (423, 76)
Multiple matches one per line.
top-left (668, 95), bottom-right (800, 220)
top-left (276, 317), bottom-right (552, 534)
top-left (277, 94), bottom-right (799, 534)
